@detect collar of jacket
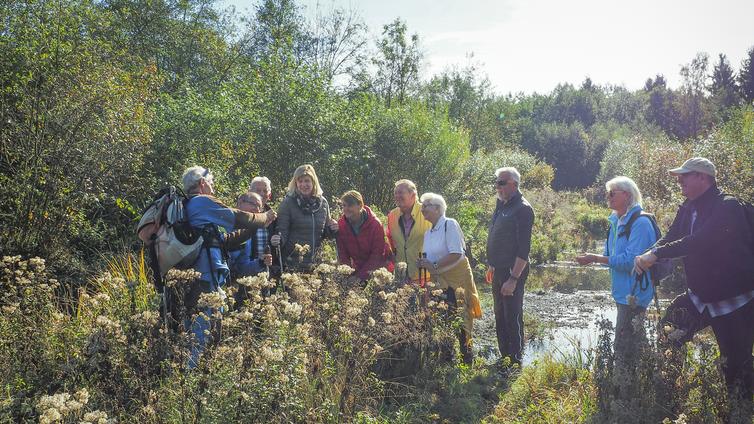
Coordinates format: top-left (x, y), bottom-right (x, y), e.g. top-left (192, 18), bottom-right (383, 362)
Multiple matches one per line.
top-left (341, 205), bottom-right (379, 231)
top-left (610, 204), bottom-right (643, 226)
top-left (410, 201), bottom-right (423, 221)
top-left (498, 190), bottom-right (523, 207)
top-left (682, 185), bottom-right (721, 211)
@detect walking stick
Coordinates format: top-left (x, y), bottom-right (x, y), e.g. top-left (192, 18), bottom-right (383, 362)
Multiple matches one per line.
top-left (421, 252), bottom-right (430, 306)
top-left (275, 233), bottom-right (285, 292)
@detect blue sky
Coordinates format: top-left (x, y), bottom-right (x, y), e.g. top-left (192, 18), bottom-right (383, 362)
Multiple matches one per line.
top-left (221, 0), bottom-right (754, 95)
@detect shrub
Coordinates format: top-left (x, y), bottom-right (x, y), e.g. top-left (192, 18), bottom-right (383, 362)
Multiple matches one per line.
top-left (0, 255), bottom-right (458, 422)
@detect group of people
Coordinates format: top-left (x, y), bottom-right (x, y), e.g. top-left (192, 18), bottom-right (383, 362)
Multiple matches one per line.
top-left (577, 157), bottom-right (754, 405)
top-left (178, 157), bottom-right (754, 406)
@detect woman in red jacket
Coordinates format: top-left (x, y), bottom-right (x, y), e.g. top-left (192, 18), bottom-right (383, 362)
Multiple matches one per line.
top-left (337, 190), bottom-right (390, 282)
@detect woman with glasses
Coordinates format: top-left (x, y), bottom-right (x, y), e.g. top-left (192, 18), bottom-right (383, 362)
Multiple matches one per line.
top-left (416, 192), bottom-right (482, 364)
top-left (576, 176), bottom-right (657, 362)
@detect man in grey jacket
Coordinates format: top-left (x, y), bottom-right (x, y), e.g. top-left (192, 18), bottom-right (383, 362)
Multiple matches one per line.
top-left (486, 167), bottom-right (535, 368)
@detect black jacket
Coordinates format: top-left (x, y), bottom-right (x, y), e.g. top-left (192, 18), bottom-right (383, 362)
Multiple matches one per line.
top-left (654, 186), bottom-right (754, 302)
top-left (486, 191), bottom-right (534, 269)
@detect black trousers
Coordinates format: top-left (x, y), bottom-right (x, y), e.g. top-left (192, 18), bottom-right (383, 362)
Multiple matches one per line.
top-left (663, 294), bottom-right (754, 401)
top-left (492, 266), bottom-right (528, 365)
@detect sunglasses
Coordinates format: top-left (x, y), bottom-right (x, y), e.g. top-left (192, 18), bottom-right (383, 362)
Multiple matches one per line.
top-left (607, 190), bottom-right (625, 197)
top-left (495, 179), bottom-right (509, 187)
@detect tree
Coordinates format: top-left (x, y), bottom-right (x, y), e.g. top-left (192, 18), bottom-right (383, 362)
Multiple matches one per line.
top-left (739, 46), bottom-right (754, 104)
top-left (676, 52), bottom-right (712, 139)
top-left (371, 18), bottom-right (423, 107)
top-left (308, 5), bottom-right (368, 87)
top-left (246, 0), bottom-right (309, 65)
top-left (0, 0), bottom-right (157, 278)
top-left (643, 75), bottom-right (676, 135)
top-left (709, 53), bottom-right (739, 119)
top-left (422, 59), bottom-right (496, 150)
top-left (102, 0), bottom-right (238, 92)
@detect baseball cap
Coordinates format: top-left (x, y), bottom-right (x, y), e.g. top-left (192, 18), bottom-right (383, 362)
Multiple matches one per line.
top-left (668, 157), bottom-right (716, 177)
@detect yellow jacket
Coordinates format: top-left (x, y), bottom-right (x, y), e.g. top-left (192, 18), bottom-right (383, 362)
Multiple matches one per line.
top-left (387, 202), bottom-right (432, 281)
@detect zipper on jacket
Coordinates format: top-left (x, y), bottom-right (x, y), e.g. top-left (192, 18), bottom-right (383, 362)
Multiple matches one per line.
top-left (311, 212), bottom-right (316, 263)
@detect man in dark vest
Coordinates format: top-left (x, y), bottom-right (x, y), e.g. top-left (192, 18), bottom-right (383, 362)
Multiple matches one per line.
top-left (635, 157), bottom-right (754, 404)
top-left (486, 166), bottom-right (535, 369)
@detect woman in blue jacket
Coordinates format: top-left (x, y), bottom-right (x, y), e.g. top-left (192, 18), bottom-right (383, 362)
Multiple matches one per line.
top-left (576, 176), bottom-right (657, 355)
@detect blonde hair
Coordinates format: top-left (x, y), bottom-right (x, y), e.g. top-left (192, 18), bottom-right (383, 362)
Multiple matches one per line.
top-left (394, 179), bottom-right (417, 194)
top-left (287, 164), bottom-right (323, 197)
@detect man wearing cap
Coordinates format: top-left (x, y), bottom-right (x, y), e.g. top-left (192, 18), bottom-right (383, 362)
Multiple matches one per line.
top-left (635, 157), bottom-right (754, 402)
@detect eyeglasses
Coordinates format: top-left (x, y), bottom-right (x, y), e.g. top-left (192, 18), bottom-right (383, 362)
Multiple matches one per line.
top-left (495, 179), bottom-right (509, 187)
top-left (607, 190), bottom-right (625, 197)
top-left (421, 203), bottom-right (437, 209)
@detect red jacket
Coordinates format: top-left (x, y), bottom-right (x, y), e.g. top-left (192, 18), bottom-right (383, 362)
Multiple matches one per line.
top-left (337, 206), bottom-right (389, 280)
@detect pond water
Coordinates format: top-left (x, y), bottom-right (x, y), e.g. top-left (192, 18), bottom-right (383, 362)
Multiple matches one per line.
top-left (473, 264), bottom-right (674, 367)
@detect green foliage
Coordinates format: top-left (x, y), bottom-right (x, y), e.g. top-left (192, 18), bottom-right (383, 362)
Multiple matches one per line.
top-left (738, 46), bottom-right (754, 104)
top-left (0, 0), bottom-right (157, 278)
top-left (694, 105), bottom-right (754, 203)
top-left (484, 354), bottom-right (594, 423)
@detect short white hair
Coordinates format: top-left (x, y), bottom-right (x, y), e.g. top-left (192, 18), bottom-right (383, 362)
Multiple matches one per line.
top-left (182, 166), bottom-right (212, 194)
top-left (419, 192), bottom-right (447, 216)
top-left (249, 176), bottom-right (271, 191)
top-left (495, 167), bottom-right (521, 186)
top-left (606, 176), bottom-right (642, 209)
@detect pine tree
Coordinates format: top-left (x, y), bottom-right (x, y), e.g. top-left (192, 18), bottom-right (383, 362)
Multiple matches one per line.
top-left (709, 53), bottom-right (739, 119)
top-left (739, 46), bottom-right (754, 104)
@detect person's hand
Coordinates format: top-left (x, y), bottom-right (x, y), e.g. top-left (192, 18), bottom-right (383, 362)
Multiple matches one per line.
top-left (328, 218), bottom-right (339, 232)
top-left (416, 258), bottom-right (431, 270)
top-left (485, 266), bottom-right (495, 284)
top-left (575, 254), bottom-right (593, 266)
top-left (264, 209), bottom-right (277, 226)
top-left (262, 253), bottom-right (273, 267)
top-left (270, 234), bottom-right (281, 247)
top-left (500, 278), bottom-right (517, 296)
top-left (634, 252), bottom-right (657, 275)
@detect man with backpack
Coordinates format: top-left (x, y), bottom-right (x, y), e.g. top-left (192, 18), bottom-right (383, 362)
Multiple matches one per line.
top-left (635, 157), bottom-right (754, 404)
top-left (181, 166), bottom-right (276, 367)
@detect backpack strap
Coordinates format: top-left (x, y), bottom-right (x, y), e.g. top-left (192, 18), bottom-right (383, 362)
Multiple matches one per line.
top-left (617, 210), bottom-right (643, 239)
top-left (618, 211), bottom-right (660, 240)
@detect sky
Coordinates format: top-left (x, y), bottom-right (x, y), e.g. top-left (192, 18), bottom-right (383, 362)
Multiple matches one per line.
top-left (221, 0), bottom-right (754, 95)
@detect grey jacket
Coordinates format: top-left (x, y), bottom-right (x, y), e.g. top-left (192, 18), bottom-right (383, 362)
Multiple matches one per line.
top-left (277, 194), bottom-right (336, 270)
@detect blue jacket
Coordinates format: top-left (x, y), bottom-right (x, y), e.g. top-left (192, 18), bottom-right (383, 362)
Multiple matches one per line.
top-left (228, 241), bottom-right (265, 277)
top-left (186, 195), bottom-right (236, 286)
top-left (604, 205), bottom-right (657, 307)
